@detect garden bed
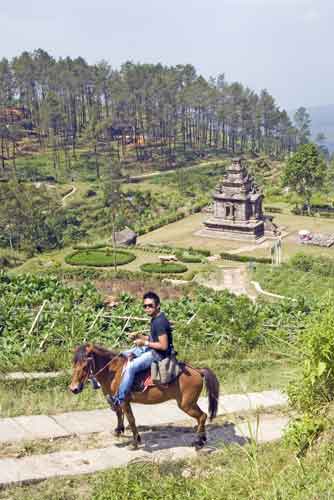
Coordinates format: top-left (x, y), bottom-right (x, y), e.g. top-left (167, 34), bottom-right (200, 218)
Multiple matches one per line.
top-left (65, 249), bottom-right (136, 267)
top-left (140, 262), bottom-right (188, 274)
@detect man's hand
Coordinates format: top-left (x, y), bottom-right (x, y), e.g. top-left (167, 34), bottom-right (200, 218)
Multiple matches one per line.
top-left (133, 338), bottom-right (146, 347)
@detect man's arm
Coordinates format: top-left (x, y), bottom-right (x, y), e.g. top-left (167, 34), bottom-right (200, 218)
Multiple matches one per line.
top-left (128, 331), bottom-right (149, 340)
top-left (134, 333), bottom-right (168, 351)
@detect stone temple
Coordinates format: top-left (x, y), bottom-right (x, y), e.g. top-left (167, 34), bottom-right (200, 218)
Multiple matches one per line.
top-left (203, 158), bottom-right (266, 241)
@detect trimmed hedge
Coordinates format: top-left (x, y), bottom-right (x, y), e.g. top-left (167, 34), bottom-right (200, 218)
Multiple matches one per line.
top-left (140, 262), bottom-right (188, 274)
top-left (177, 253), bottom-right (203, 263)
top-left (137, 244), bottom-right (211, 257)
top-left (221, 252), bottom-right (271, 264)
top-left (65, 249), bottom-right (136, 267)
top-left (264, 206), bottom-right (282, 214)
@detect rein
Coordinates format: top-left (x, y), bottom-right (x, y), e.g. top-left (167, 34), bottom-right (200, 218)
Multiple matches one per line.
top-left (87, 356), bottom-right (114, 380)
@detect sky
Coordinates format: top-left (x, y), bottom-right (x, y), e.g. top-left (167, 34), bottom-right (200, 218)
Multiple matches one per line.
top-left (0, 0), bottom-right (332, 111)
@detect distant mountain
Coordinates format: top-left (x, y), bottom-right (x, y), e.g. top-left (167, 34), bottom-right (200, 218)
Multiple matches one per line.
top-left (308, 105), bottom-right (334, 152)
top-left (289, 105), bottom-right (334, 152)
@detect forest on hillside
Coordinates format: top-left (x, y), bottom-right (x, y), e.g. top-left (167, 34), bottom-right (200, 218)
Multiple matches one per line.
top-left (0, 49), bottom-right (302, 176)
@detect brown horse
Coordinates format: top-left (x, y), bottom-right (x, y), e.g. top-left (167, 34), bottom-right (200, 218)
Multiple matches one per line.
top-left (69, 343), bottom-right (219, 448)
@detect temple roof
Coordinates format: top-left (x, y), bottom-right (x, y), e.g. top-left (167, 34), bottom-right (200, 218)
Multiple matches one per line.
top-left (215, 158), bottom-right (261, 197)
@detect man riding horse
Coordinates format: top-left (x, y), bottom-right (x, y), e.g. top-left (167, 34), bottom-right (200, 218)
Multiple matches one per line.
top-left (70, 291), bottom-right (219, 449)
top-left (110, 291), bottom-right (173, 408)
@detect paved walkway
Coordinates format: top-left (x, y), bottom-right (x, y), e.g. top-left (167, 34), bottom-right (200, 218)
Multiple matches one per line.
top-left (62, 185), bottom-right (76, 206)
top-left (0, 390), bottom-right (287, 445)
top-left (0, 371), bottom-right (66, 381)
top-left (251, 281), bottom-right (296, 301)
top-left (0, 415), bottom-right (289, 487)
top-left (0, 390), bottom-right (287, 487)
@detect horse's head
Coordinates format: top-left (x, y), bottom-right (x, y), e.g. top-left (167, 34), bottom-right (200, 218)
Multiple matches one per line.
top-left (69, 344), bottom-right (95, 394)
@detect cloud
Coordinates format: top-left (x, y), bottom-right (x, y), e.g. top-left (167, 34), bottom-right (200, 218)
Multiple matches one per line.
top-left (303, 7), bottom-right (321, 22)
top-left (222, 0), bottom-right (313, 4)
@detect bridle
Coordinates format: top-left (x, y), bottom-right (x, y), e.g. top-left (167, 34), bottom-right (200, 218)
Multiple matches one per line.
top-left (82, 355), bottom-right (115, 384)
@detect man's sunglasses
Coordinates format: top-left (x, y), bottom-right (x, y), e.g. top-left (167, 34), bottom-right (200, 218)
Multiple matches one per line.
top-left (143, 303), bottom-right (155, 309)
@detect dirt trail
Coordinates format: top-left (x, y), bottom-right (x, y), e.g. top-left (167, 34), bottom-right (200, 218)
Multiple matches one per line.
top-left (61, 185), bottom-right (76, 205)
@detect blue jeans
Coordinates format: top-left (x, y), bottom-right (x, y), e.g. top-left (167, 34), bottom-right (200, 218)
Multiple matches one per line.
top-left (117, 349), bottom-right (156, 402)
top-left (122, 346), bottom-right (149, 358)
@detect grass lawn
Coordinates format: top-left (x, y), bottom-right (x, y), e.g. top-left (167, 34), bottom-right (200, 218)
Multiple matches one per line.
top-left (137, 209), bottom-right (334, 262)
top-left (13, 244), bottom-right (217, 278)
top-left (139, 213), bottom-right (243, 253)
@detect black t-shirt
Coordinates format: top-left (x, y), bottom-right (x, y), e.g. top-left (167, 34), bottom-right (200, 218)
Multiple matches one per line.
top-left (149, 312), bottom-right (173, 358)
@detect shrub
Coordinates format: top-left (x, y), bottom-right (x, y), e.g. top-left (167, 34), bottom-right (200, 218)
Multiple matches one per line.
top-left (264, 206), bottom-right (282, 214)
top-left (286, 296), bottom-right (334, 453)
top-left (290, 253), bottom-right (334, 277)
top-left (65, 249), bottom-right (136, 267)
top-left (290, 253), bottom-right (315, 273)
top-left (140, 262), bottom-right (188, 274)
top-left (86, 189), bottom-right (97, 197)
top-left (284, 415), bottom-right (325, 456)
top-left (176, 252), bottom-right (203, 263)
top-left (221, 252), bottom-right (271, 264)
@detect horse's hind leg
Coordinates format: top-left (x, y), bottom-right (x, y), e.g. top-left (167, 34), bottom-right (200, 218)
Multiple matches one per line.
top-left (122, 402), bottom-right (141, 449)
top-left (178, 399), bottom-right (207, 448)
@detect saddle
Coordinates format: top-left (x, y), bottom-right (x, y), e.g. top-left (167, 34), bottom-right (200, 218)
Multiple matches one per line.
top-left (131, 360), bottom-right (184, 393)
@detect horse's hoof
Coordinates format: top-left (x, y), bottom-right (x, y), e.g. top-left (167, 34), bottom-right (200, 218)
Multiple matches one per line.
top-left (192, 438), bottom-right (205, 449)
top-left (129, 435), bottom-right (141, 450)
top-left (113, 428), bottom-right (125, 437)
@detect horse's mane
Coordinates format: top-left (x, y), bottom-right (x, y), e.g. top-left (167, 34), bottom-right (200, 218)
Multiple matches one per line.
top-left (73, 343), bottom-right (118, 363)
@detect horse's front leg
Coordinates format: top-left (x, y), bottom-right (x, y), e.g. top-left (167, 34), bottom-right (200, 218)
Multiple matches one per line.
top-left (114, 407), bottom-right (125, 436)
top-left (122, 402), bottom-right (141, 449)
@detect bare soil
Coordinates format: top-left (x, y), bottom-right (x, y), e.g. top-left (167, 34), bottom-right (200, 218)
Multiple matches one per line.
top-left (94, 278), bottom-right (188, 300)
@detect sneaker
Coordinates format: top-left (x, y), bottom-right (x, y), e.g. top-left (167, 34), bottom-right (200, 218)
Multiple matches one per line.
top-left (107, 394), bottom-right (121, 411)
top-left (90, 378), bottom-right (101, 390)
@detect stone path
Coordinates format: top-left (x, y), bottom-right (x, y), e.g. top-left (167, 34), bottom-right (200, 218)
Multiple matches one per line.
top-left (0, 390), bottom-right (288, 487)
top-left (0, 390), bottom-right (286, 445)
top-left (0, 415), bottom-right (289, 487)
top-left (0, 371), bottom-right (66, 381)
top-left (62, 185), bottom-right (76, 206)
top-left (251, 281), bottom-right (295, 301)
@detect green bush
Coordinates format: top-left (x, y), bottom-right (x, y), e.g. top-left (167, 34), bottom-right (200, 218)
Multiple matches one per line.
top-left (177, 252), bottom-right (203, 263)
top-left (140, 262), bottom-right (188, 274)
top-left (290, 253), bottom-right (334, 277)
top-left (286, 296), bottom-right (334, 453)
top-left (284, 415), bottom-right (325, 456)
top-left (264, 206), bottom-right (282, 214)
top-left (65, 249), bottom-right (136, 267)
top-left (221, 252), bottom-right (271, 264)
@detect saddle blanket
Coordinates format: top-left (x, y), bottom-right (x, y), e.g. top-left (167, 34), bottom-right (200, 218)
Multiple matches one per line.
top-left (132, 368), bottom-right (154, 393)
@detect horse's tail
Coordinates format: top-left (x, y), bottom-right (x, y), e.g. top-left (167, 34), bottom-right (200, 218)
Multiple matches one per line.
top-left (200, 368), bottom-right (220, 421)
